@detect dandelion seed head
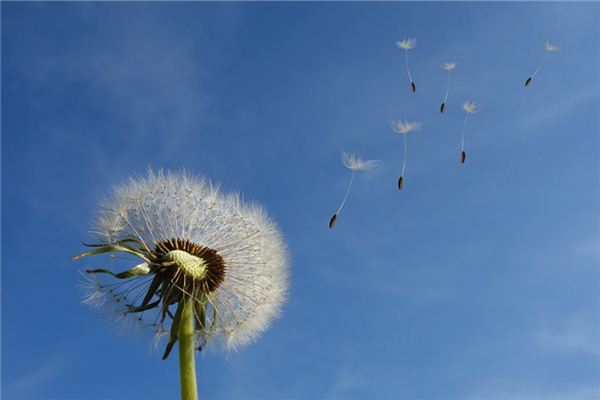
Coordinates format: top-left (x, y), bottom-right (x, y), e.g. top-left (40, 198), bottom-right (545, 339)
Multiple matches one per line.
top-left (81, 169), bottom-right (289, 353)
top-left (396, 38), bottom-right (416, 50)
top-left (390, 119), bottom-right (422, 135)
top-left (463, 101), bottom-right (481, 114)
top-left (545, 41), bottom-right (559, 52)
top-left (442, 62), bottom-right (457, 71)
top-left (341, 152), bottom-right (379, 172)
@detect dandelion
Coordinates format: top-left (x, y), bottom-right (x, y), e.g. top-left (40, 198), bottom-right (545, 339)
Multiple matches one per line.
top-left (525, 41), bottom-right (559, 87)
top-left (73, 169), bottom-right (288, 400)
top-left (329, 152), bottom-right (378, 228)
top-left (440, 62), bottom-right (457, 113)
top-left (396, 38), bottom-right (417, 92)
top-left (390, 119), bottom-right (421, 189)
top-left (459, 101), bottom-right (480, 164)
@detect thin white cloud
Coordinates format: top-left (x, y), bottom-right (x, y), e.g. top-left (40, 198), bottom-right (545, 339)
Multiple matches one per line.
top-left (468, 384), bottom-right (600, 400)
top-left (325, 363), bottom-right (370, 399)
top-left (517, 88), bottom-right (598, 132)
top-left (7, 357), bottom-right (66, 397)
top-left (534, 315), bottom-right (600, 358)
top-left (571, 233), bottom-right (600, 261)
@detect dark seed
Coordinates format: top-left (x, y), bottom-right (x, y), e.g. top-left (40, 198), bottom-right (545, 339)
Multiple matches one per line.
top-left (460, 151), bottom-right (466, 164)
top-left (411, 81), bottom-right (416, 92)
top-left (329, 214), bottom-right (337, 229)
top-left (525, 77), bottom-right (532, 87)
top-left (398, 176), bottom-right (404, 190)
top-left (440, 102), bottom-right (446, 113)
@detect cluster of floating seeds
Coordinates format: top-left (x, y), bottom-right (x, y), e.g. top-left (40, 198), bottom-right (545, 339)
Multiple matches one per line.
top-left (328, 40), bottom-right (558, 229)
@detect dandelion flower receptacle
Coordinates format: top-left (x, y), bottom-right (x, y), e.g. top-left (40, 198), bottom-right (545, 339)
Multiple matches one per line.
top-left (525, 41), bottom-right (559, 87)
top-left (390, 119), bottom-right (421, 189)
top-left (460, 101), bottom-right (481, 164)
top-left (74, 169), bottom-right (289, 400)
top-left (329, 152), bottom-right (378, 229)
top-left (440, 62), bottom-right (457, 113)
top-left (396, 38), bottom-right (417, 93)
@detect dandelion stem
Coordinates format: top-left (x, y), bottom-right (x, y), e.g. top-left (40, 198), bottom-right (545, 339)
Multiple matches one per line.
top-left (443, 70), bottom-right (451, 103)
top-left (461, 113), bottom-right (469, 152)
top-left (405, 50), bottom-right (413, 85)
top-left (532, 51), bottom-right (548, 79)
top-left (401, 134), bottom-right (408, 177)
top-left (335, 170), bottom-right (355, 216)
top-left (179, 296), bottom-right (198, 400)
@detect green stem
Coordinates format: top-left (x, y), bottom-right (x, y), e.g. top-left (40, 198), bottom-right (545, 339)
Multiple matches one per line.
top-left (179, 297), bottom-right (199, 400)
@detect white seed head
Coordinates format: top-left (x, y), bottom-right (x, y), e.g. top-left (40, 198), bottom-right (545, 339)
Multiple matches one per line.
top-left (396, 38), bottom-right (416, 50)
top-left (442, 62), bottom-right (457, 71)
top-left (341, 151), bottom-right (379, 172)
top-left (545, 41), bottom-right (559, 52)
top-left (390, 119), bottom-right (422, 135)
top-left (463, 101), bottom-right (481, 114)
top-left (86, 169), bottom-right (289, 352)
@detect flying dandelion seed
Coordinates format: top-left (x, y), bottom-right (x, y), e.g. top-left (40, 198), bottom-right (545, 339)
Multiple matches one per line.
top-left (460, 101), bottom-right (480, 164)
top-left (396, 38), bottom-right (417, 92)
top-left (329, 152), bottom-right (378, 228)
top-left (525, 41), bottom-right (559, 87)
top-left (74, 169), bottom-right (289, 400)
top-left (440, 62), bottom-right (457, 113)
top-left (390, 119), bottom-right (421, 189)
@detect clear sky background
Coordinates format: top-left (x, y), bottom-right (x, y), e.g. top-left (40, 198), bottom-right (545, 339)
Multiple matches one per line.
top-left (2, 2), bottom-right (599, 400)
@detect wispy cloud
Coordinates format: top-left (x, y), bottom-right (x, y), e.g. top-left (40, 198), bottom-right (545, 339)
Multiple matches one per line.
top-left (7, 357), bottom-right (67, 398)
top-left (65, 21), bottom-right (214, 158)
top-left (517, 88), bottom-right (598, 133)
top-left (534, 314), bottom-right (600, 358)
top-left (324, 362), bottom-right (370, 399)
top-left (468, 384), bottom-right (600, 400)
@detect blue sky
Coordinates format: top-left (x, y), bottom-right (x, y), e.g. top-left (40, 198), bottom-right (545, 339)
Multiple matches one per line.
top-left (2, 2), bottom-right (599, 399)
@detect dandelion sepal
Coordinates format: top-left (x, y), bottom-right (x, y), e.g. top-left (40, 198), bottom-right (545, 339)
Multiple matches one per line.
top-left (179, 297), bottom-right (199, 400)
top-left (194, 293), bottom-right (207, 332)
top-left (86, 262), bottom-right (150, 279)
top-left (126, 299), bottom-right (161, 314)
top-left (81, 237), bottom-right (143, 247)
top-left (163, 301), bottom-right (185, 360)
top-left (73, 244), bottom-right (150, 262)
top-left (137, 274), bottom-right (161, 307)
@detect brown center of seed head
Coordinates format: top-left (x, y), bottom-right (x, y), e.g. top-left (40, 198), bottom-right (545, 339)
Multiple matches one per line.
top-left (153, 238), bottom-right (226, 293)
